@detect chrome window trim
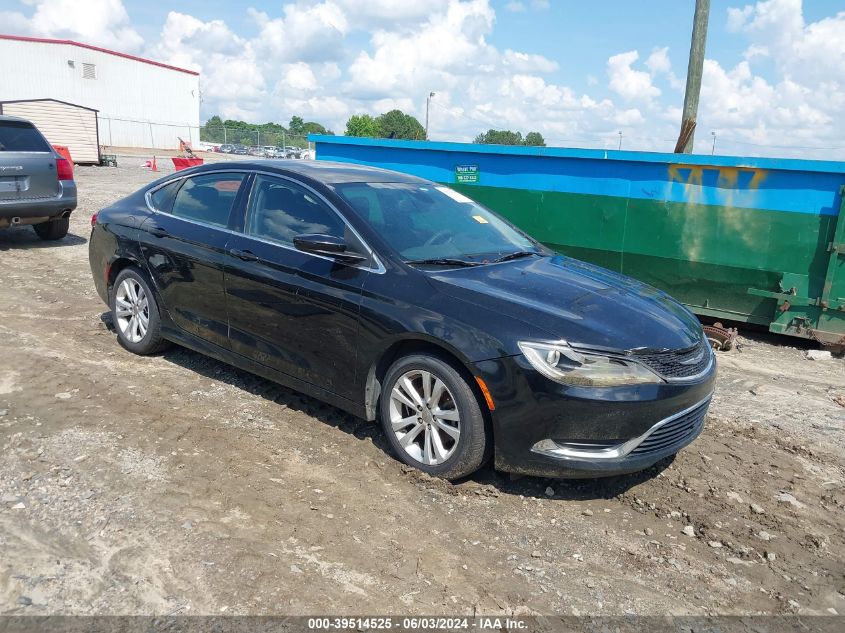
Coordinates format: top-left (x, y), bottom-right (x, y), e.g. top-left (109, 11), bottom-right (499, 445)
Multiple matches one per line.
top-left (143, 168), bottom-right (385, 274)
top-left (530, 393), bottom-right (713, 461)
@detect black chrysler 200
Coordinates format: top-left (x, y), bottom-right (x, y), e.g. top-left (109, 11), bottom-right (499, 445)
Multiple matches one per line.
top-left (89, 161), bottom-right (715, 479)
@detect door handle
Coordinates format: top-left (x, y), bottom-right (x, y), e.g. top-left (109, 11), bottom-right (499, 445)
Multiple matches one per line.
top-left (149, 226), bottom-right (168, 238)
top-left (229, 248), bottom-right (258, 262)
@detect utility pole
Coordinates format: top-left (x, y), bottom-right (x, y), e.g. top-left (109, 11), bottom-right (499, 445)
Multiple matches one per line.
top-left (425, 92), bottom-right (435, 140)
top-left (711, 131), bottom-right (717, 155)
top-left (675, 0), bottom-right (710, 154)
top-left (617, 131), bottom-right (622, 150)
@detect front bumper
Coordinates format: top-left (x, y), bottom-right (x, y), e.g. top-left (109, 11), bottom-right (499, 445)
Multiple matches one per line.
top-left (476, 353), bottom-right (716, 478)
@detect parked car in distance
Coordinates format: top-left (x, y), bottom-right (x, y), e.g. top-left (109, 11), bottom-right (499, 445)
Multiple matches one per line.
top-left (88, 161), bottom-right (715, 480)
top-left (232, 145), bottom-right (248, 155)
top-left (0, 115), bottom-right (77, 240)
top-left (219, 144), bottom-right (235, 154)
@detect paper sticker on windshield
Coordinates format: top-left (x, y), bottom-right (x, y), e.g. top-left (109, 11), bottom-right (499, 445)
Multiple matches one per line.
top-left (436, 186), bottom-right (473, 204)
top-left (472, 215), bottom-right (489, 224)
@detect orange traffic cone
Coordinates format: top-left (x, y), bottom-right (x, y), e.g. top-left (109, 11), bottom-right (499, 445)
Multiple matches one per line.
top-left (151, 156), bottom-right (157, 172)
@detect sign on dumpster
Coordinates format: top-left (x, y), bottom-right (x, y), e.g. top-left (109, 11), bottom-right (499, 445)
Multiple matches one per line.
top-left (455, 164), bottom-right (479, 183)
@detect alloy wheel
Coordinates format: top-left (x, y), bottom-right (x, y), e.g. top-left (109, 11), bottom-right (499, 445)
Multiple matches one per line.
top-left (389, 370), bottom-right (461, 465)
top-left (115, 278), bottom-right (150, 343)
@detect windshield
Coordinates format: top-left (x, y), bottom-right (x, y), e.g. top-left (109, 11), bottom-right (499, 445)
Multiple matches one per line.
top-left (334, 182), bottom-right (539, 263)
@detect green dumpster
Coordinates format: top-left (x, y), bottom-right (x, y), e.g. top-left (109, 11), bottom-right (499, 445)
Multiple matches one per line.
top-left (311, 135), bottom-right (845, 348)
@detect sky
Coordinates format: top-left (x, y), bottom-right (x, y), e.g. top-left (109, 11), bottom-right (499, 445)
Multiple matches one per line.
top-left (1, 0), bottom-right (844, 159)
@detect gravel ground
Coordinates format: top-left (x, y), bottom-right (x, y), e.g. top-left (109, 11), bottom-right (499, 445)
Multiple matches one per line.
top-left (0, 158), bottom-right (844, 617)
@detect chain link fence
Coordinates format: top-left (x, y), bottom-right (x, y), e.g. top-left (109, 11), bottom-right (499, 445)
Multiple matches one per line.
top-left (199, 126), bottom-right (311, 150)
top-left (96, 117), bottom-right (314, 152)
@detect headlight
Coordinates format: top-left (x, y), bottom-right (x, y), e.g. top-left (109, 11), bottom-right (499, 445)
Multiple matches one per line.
top-left (518, 341), bottom-right (663, 387)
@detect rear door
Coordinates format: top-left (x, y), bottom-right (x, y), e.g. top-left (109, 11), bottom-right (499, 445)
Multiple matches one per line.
top-left (224, 173), bottom-right (373, 399)
top-left (138, 171), bottom-right (249, 349)
top-left (0, 119), bottom-right (59, 204)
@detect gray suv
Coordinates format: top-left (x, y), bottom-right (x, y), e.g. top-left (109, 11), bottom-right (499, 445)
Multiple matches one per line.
top-left (0, 115), bottom-right (77, 240)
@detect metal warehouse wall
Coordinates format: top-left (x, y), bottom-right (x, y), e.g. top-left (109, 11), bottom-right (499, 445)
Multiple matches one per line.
top-left (310, 135), bottom-right (845, 347)
top-left (0, 37), bottom-right (200, 150)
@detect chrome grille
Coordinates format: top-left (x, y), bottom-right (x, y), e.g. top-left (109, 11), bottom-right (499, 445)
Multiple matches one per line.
top-left (630, 399), bottom-right (709, 455)
top-left (634, 340), bottom-right (711, 379)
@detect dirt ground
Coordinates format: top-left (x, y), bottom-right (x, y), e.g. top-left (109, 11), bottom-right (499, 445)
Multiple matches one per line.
top-left (1, 158), bottom-right (844, 617)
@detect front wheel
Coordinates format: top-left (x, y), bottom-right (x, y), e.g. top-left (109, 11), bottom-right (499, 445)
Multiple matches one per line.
top-left (111, 267), bottom-right (170, 355)
top-left (380, 354), bottom-right (490, 480)
top-left (33, 217), bottom-right (69, 241)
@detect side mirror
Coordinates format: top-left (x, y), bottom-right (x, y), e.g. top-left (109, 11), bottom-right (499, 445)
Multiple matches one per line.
top-left (293, 233), bottom-right (367, 264)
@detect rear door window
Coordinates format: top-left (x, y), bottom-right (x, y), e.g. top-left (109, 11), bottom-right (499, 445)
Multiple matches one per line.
top-left (0, 121), bottom-right (52, 152)
top-left (169, 172), bottom-right (246, 227)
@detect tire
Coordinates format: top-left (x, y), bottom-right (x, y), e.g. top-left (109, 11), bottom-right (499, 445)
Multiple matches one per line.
top-left (380, 354), bottom-right (491, 480)
top-left (33, 217), bottom-right (69, 241)
top-left (110, 267), bottom-right (170, 355)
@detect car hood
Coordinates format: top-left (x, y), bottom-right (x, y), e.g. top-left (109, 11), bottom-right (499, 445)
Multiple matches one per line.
top-left (429, 254), bottom-right (703, 352)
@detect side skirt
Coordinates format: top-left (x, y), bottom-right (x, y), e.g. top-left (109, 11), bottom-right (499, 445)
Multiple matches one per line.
top-left (160, 324), bottom-right (368, 420)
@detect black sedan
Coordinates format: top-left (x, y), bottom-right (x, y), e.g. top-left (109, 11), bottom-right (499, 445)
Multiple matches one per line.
top-left (89, 161), bottom-right (715, 479)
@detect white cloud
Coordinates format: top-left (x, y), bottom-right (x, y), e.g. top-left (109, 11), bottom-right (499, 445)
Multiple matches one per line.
top-left (725, 0), bottom-right (845, 83)
top-left (249, 3), bottom-right (349, 64)
top-left (1, 0), bottom-right (143, 51)
top-left (502, 49), bottom-right (558, 73)
top-left (646, 47), bottom-right (671, 75)
top-left (607, 50), bottom-right (661, 102)
top-left (691, 0), bottom-right (845, 155)
top-left (152, 12), bottom-right (265, 119)
top-left (6, 0), bottom-right (843, 158)
top-left (613, 108), bottom-right (645, 126)
top-left (333, 0), bottom-right (450, 26)
top-left (280, 62), bottom-right (319, 93)
top-left (345, 0), bottom-right (498, 101)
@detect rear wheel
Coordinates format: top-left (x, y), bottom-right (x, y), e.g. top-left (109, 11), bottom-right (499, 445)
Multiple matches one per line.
top-left (380, 354), bottom-right (490, 480)
top-left (33, 217), bottom-right (69, 241)
top-left (111, 267), bottom-right (170, 355)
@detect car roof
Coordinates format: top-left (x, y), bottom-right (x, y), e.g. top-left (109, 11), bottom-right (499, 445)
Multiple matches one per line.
top-left (0, 115), bottom-right (32, 124)
top-left (195, 159), bottom-right (429, 185)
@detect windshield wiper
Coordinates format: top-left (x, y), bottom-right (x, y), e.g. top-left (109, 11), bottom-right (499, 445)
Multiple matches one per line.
top-left (491, 250), bottom-right (539, 263)
top-left (405, 257), bottom-right (482, 267)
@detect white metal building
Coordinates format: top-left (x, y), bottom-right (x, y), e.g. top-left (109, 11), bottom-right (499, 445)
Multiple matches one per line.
top-left (0, 34), bottom-right (200, 151)
top-left (0, 98), bottom-right (100, 163)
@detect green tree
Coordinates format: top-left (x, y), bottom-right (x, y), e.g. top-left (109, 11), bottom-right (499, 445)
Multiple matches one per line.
top-left (303, 121), bottom-right (330, 136)
top-left (473, 129), bottom-right (547, 147)
top-left (524, 132), bottom-right (546, 146)
top-left (376, 109), bottom-right (426, 140)
top-left (197, 114), bottom-right (332, 148)
top-left (200, 116), bottom-right (225, 143)
top-left (288, 116), bottom-right (305, 136)
top-left (473, 129), bottom-right (524, 145)
top-left (345, 114), bottom-right (380, 138)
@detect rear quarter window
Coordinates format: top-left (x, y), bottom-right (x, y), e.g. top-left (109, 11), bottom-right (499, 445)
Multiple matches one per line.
top-left (0, 121), bottom-right (52, 152)
top-left (149, 180), bottom-right (182, 213)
